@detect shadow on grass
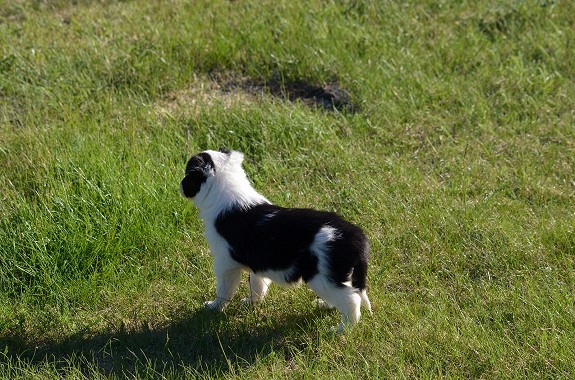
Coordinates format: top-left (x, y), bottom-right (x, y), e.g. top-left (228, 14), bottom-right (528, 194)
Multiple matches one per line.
top-left (215, 73), bottom-right (359, 113)
top-left (1, 305), bottom-right (332, 377)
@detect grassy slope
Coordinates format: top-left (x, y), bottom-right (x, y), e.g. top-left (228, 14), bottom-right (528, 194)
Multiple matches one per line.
top-left (1, 0), bottom-right (574, 378)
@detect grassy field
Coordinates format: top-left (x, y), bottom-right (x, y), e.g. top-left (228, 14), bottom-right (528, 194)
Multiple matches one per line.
top-left (1, 0), bottom-right (574, 378)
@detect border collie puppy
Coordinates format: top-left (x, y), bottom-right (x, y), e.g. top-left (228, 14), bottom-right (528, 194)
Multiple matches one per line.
top-left (180, 148), bottom-right (371, 331)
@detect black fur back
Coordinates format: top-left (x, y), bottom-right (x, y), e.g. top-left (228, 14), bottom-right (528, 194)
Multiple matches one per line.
top-left (215, 203), bottom-right (369, 288)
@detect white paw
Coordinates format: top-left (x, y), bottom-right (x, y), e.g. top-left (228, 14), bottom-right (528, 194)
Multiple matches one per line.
top-left (312, 298), bottom-right (334, 310)
top-left (242, 297), bottom-right (262, 306)
top-left (330, 323), bottom-right (349, 334)
top-left (240, 297), bottom-right (252, 306)
top-left (204, 299), bottom-right (225, 311)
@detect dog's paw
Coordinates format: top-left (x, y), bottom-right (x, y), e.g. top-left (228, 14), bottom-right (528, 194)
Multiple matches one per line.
top-left (241, 297), bottom-right (258, 306)
top-left (312, 298), bottom-right (334, 310)
top-left (330, 323), bottom-right (350, 334)
top-left (204, 300), bottom-right (226, 311)
top-left (240, 297), bottom-right (250, 307)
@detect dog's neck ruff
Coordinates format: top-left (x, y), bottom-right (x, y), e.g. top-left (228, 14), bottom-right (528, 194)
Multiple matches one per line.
top-left (194, 159), bottom-right (269, 222)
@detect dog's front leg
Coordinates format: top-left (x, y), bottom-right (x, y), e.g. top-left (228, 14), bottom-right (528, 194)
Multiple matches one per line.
top-left (204, 265), bottom-right (242, 311)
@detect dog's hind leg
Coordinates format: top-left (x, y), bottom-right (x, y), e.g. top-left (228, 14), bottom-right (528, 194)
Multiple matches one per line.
top-left (205, 266), bottom-right (242, 311)
top-left (247, 272), bottom-right (270, 304)
top-left (331, 289), bottom-right (361, 333)
top-left (308, 276), bottom-right (361, 333)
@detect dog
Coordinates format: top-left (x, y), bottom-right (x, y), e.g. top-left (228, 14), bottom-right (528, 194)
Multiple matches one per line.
top-left (180, 148), bottom-right (371, 331)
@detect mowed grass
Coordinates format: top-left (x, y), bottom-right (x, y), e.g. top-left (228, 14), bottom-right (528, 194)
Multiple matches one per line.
top-left (1, 0), bottom-right (574, 378)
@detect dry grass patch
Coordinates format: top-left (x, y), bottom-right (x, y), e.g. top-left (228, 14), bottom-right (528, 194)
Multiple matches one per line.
top-left (156, 73), bottom-right (357, 118)
top-left (156, 75), bottom-right (261, 118)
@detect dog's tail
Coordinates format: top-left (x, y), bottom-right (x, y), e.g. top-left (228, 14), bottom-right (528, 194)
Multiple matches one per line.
top-left (351, 240), bottom-right (372, 314)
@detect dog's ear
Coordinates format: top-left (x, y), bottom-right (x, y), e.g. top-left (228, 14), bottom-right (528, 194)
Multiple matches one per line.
top-left (228, 150), bottom-right (244, 166)
top-left (219, 147), bottom-right (231, 155)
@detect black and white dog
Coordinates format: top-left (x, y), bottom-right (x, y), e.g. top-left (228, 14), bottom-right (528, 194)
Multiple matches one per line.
top-left (180, 149), bottom-right (371, 331)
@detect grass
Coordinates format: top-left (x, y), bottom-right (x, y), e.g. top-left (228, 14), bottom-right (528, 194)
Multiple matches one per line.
top-left (1, 0), bottom-right (574, 378)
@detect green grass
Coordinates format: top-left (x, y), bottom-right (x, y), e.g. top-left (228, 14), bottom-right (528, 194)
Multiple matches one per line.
top-left (1, 0), bottom-right (574, 378)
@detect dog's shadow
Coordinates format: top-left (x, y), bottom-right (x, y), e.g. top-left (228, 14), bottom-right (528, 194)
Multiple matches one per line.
top-left (1, 304), bottom-right (334, 377)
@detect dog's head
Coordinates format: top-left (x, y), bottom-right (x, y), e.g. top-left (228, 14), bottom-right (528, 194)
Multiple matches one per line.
top-left (179, 147), bottom-right (244, 199)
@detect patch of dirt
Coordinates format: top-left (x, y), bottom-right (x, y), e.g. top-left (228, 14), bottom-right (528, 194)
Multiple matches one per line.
top-left (156, 76), bottom-right (259, 118)
top-left (156, 73), bottom-right (358, 117)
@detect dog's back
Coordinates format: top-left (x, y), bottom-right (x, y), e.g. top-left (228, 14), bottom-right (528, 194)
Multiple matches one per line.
top-left (215, 203), bottom-right (369, 290)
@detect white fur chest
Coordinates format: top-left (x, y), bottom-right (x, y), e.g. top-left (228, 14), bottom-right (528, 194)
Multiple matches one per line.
top-left (204, 222), bottom-right (229, 257)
